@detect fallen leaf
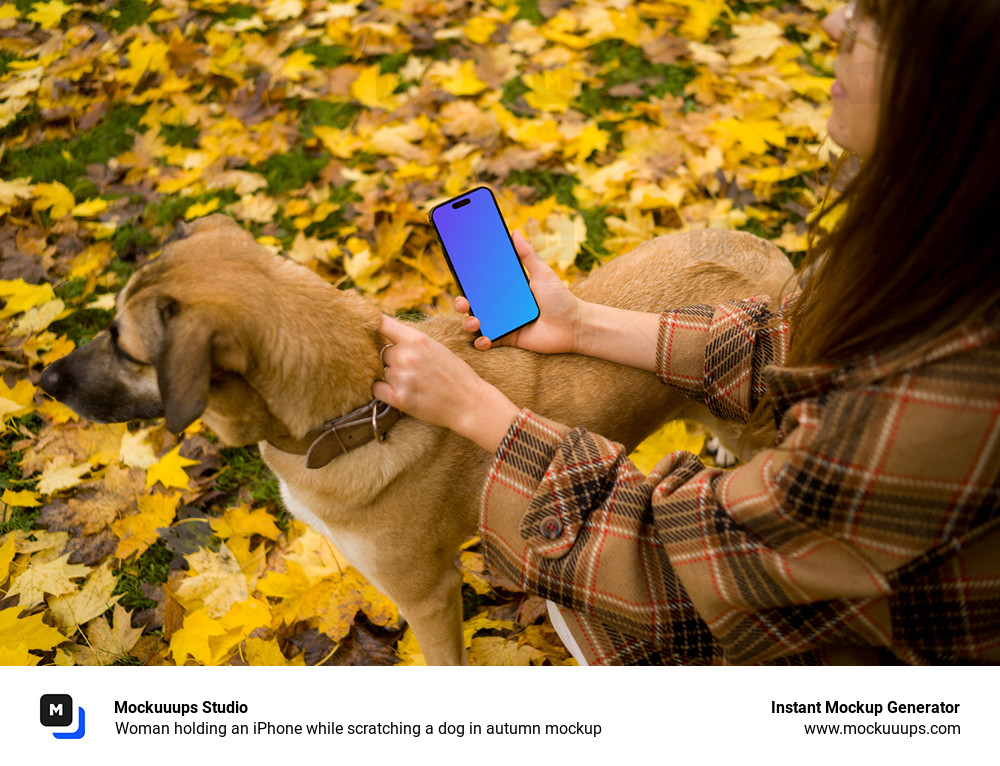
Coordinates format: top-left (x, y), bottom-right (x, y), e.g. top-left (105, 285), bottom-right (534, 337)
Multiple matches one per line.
top-left (7, 553), bottom-right (91, 609)
top-left (48, 561), bottom-right (122, 632)
top-left (0, 607), bottom-right (66, 658)
top-left (146, 444), bottom-right (199, 490)
top-left (68, 603), bottom-right (144, 665)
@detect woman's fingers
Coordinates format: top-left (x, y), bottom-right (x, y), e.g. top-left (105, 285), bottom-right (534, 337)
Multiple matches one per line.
top-left (512, 230), bottom-right (548, 279)
top-left (378, 313), bottom-right (422, 345)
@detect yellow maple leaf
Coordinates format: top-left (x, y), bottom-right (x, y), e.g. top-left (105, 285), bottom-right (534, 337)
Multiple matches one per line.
top-left (173, 545), bottom-right (249, 618)
top-left (37, 456), bottom-right (90, 495)
top-left (71, 197), bottom-right (110, 218)
top-left (0, 179), bottom-right (34, 215)
top-left (0, 535), bottom-right (16, 587)
top-left (170, 608), bottom-right (226, 665)
top-left (285, 522), bottom-right (349, 576)
top-left (48, 561), bottom-right (122, 632)
top-left (676, 0), bottom-right (727, 41)
top-left (37, 398), bottom-right (79, 425)
top-left (628, 420), bottom-right (706, 475)
top-left (113, 492), bottom-right (180, 560)
top-left (220, 596), bottom-right (271, 635)
top-left (211, 505), bottom-right (281, 542)
top-left (0, 378), bottom-right (36, 427)
top-left (1, 489), bottom-right (41, 508)
top-left (0, 278), bottom-right (55, 319)
top-left (523, 65), bottom-right (581, 113)
top-left (566, 122), bottom-right (608, 163)
top-left (280, 48), bottom-right (315, 82)
top-left (0, 607), bottom-right (66, 656)
top-left (67, 603), bottom-right (144, 666)
top-left (7, 553), bottom-right (90, 609)
top-left (296, 568), bottom-right (399, 641)
top-left (437, 59), bottom-right (488, 97)
top-left (243, 636), bottom-right (305, 666)
top-left (0, 643), bottom-right (41, 665)
top-left (119, 427), bottom-right (159, 470)
top-left (263, 0), bottom-right (303, 21)
top-left (145, 444), bottom-right (198, 490)
top-left (27, 0), bottom-right (73, 29)
top-left (184, 198), bottom-right (220, 219)
top-left (710, 116), bottom-right (787, 155)
top-left (729, 21), bottom-right (787, 65)
top-left (342, 238), bottom-right (390, 293)
top-left (11, 298), bottom-right (72, 336)
top-left (395, 628), bottom-right (426, 666)
top-left (468, 635), bottom-right (546, 666)
top-left (464, 16), bottom-right (497, 45)
top-left (350, 65), bottom-right (399, 110)
top-left (33, 181), bottom-right (75, 218)
top-left (40, 334), bottom-right (76, 365)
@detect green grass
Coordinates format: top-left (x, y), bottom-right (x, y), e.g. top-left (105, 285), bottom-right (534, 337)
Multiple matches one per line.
top-left (0, 104), bottom-right (146, 194)
top-left (215, 446), bottom-right (284, 512)
top-left (301, 41), bottom-right (353, 69)
top-left (298, 99), bottom-right (362, 134)
top-left (103, 0), bottom-right (153, 32)
top-left (112, 220), bottom-right (160, 261)
top-left (112, 539), bottom-right (173, 612)
top-left (252, 146), bottom-right (330, 195)
top-left (579, 41), bottom-right (697, 116)
top-left (0, 414), bottom-right (43, 536)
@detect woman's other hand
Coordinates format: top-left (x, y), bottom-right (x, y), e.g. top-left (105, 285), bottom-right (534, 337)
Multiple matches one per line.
top-left (372, 314), bottom-right (520, 453)
top-left (455, 230), bottom-right (583, 354)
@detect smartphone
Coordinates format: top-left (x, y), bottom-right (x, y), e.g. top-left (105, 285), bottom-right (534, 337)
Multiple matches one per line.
top-left (430, 187), bottom-right (539, 340)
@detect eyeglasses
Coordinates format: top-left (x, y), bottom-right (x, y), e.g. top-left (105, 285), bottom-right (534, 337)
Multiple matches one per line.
top-left (842, 1), bottom-right (888, 54)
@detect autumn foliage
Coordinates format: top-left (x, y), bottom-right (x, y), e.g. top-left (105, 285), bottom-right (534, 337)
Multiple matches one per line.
top-left (2, 0), bottom-right (838, 665)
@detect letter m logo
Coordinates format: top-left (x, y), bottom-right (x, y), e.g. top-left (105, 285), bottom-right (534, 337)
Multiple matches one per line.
top-left (40, 695), bottom-right (73, 727)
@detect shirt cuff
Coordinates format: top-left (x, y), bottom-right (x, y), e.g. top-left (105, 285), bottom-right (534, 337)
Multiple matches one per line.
top-left (479, 409), bottom-right (570, 588)
top-left (655, 305), bottom-right (713, 402)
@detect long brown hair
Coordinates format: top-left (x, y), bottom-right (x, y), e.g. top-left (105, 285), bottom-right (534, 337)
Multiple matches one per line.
top-left (788, 0), bottom-right (1000, 367)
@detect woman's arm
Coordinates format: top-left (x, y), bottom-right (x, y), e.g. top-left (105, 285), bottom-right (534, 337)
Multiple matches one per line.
top-left (459, 232), bottom-right (793, 421)
top-left (457, 231), bottom-right (662, 370)
top-left (373, 314), bottom-right (520, 453)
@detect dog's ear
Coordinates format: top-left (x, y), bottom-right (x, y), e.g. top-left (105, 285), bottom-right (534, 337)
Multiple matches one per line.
top-left (156, 299), bottom-right (213, 433)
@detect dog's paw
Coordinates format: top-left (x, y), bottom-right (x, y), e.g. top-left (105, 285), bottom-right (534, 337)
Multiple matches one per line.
top-left (705, 437), bottom-right (739, 468)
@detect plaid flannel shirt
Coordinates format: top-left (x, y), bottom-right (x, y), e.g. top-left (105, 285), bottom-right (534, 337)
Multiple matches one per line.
top-left (479, 296), bottom-right (1000, 665)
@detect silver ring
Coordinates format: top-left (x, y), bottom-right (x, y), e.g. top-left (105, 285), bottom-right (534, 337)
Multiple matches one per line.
top-left (379, 343), bottom-right (393, 367)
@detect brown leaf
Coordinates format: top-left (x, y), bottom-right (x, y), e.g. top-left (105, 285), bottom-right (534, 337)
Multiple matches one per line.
top-left (64, 528), bottom-right (117, 566)
top-left (324, 615), bottom-right (400, 667)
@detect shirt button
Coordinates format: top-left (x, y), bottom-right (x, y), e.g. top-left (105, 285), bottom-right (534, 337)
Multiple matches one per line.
top-left (539, 515), bottom-right (563, 539)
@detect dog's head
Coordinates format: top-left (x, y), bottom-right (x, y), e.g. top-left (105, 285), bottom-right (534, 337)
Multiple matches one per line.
top-left (40, 215), bottom-right (293, 444)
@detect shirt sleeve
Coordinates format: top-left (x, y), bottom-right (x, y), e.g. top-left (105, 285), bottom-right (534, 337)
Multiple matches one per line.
top-left (480, 303), bottom-right (1000, 665)
top-left (479, 405), bottom-right (902, 665)
top-left (655, 296), bottom-right (792, 423)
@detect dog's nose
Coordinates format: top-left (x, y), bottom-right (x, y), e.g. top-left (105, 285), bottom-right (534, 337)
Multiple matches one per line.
top-left (40, 360), bottom-right (67, 397)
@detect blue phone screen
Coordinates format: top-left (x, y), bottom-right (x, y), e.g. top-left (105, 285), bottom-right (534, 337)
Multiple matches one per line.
top-left (431, 188), bottom-right (539, 340)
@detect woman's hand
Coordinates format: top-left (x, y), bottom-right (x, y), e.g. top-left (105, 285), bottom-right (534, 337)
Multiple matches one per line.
top-left (372, 314), bottom-right (521, 453)
top-left (456, 230), bottom-right (583, 353)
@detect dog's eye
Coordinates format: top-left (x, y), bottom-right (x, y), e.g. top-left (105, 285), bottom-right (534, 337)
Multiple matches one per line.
top-left (109, 322), bottom-right (149, 366)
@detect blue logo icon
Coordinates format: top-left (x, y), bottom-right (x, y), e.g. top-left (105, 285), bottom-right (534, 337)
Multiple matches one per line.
top-left (40, 694), bottom-right (86, 739)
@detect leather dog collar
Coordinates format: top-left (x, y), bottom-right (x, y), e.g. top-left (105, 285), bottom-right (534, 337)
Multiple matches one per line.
top-left (266, 399), bottom-right (402, 469)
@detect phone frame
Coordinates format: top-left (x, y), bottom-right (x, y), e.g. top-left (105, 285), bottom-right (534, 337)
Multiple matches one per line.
top-left (429, 186), bottom-right (539, 341)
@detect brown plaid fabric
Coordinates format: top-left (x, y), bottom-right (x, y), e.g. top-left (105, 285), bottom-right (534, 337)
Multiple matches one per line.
top-left (479, 297), bottom-right (1000, 665)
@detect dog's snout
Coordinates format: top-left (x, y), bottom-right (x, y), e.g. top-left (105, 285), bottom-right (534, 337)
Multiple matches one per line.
top-left (40, 359), bottom-right (68, 397)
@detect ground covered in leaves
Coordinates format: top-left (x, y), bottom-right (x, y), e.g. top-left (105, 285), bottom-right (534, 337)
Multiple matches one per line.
top-left (2, 0), bottom-right (840, 665)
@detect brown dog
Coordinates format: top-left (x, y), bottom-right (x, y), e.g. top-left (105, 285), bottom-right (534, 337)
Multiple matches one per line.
top-left (40, 214), bottom-right (793, 665)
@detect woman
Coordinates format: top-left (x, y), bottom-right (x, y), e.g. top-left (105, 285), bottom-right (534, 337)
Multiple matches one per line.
top-left (373, 1), bottom-right (1000, 664)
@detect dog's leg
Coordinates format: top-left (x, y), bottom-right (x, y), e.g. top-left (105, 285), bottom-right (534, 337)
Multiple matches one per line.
top-left (395, 567), bottom-right (467, 666)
